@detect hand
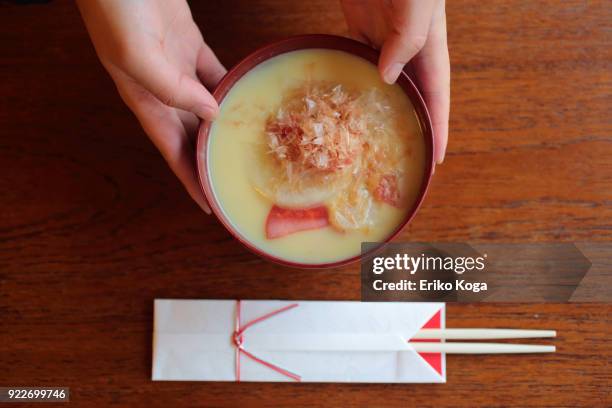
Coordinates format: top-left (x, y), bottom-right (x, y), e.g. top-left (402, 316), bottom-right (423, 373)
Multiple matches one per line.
top-left (77, 0), bottom-right (226, 213)
top-left (340, 0), bottom-right (450, 164)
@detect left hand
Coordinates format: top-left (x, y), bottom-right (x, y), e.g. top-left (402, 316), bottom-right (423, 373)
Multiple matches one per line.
top-left (77, 0), bottom-right (226, 213)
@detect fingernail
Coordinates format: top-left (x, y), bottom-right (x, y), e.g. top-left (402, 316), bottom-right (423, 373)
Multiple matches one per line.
top-left (197, 196), bottom-right (212, 214)
top-left (201, 201), bottom-right (212, 215)
top-left (198, 104), bottom-right (218, 121)
top-left (383, 62), bottom-right (404, 84)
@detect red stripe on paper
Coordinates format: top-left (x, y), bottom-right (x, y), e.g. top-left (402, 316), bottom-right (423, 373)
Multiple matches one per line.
top-left (410, 309), bottom-right (443, 376)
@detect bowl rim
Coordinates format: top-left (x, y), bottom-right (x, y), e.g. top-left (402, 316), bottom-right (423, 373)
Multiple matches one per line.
top-left (196, 34), bottom-right (434, 269)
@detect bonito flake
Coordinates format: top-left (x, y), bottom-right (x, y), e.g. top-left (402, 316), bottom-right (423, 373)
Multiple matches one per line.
top-left (257, 82), bottom-right (409, 232)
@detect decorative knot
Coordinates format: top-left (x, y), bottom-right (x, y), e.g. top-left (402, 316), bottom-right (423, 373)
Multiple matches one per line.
top-left (232, 301), bottom-right (301, 382)
top-left (232, 331), bottom-right (243, 348)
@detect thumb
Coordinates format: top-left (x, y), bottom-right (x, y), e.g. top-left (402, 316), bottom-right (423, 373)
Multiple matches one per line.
top-left (127, 53), bottom-right (219, 121)
top-left (378, 0), bottom-right (437, 84)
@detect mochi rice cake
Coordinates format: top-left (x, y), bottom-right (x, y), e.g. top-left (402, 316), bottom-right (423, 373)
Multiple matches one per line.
top-left (207, 49), bottom-right (426, 264)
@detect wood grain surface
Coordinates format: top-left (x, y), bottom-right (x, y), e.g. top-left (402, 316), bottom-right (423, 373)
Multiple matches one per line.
top-left (1, 0), bottom-right (610, 407)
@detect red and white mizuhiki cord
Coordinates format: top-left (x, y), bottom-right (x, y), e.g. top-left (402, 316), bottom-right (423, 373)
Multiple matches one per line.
top-left (233, 300), bottom-right (301, 382)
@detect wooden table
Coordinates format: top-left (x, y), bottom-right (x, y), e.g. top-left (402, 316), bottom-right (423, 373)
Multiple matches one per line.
top-left (1, 1), bottom-right (610, 406)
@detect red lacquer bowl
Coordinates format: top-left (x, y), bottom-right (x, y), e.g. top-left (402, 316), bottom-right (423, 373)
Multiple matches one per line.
top-left (196, 34), bottom-right (434, 269)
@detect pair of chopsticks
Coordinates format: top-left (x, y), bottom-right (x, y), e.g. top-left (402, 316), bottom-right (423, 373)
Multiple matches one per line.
top-left (408, 329), bottom-right (557, 354)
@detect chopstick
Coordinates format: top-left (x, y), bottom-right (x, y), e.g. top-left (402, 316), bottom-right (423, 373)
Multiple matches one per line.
top-left (408, 329), bottom-right (557, 354)
top-left (408, 342), bottom-right (556, 354)
top-left (413, 328), bottom-right (557, 340)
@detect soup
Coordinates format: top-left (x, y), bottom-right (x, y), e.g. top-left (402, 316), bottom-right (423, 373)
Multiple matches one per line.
top-left (206, 49), bottom-right (425, 264)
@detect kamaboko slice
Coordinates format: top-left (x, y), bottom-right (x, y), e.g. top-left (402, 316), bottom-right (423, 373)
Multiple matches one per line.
top-left (265, 205), bottom-right (329, 239)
